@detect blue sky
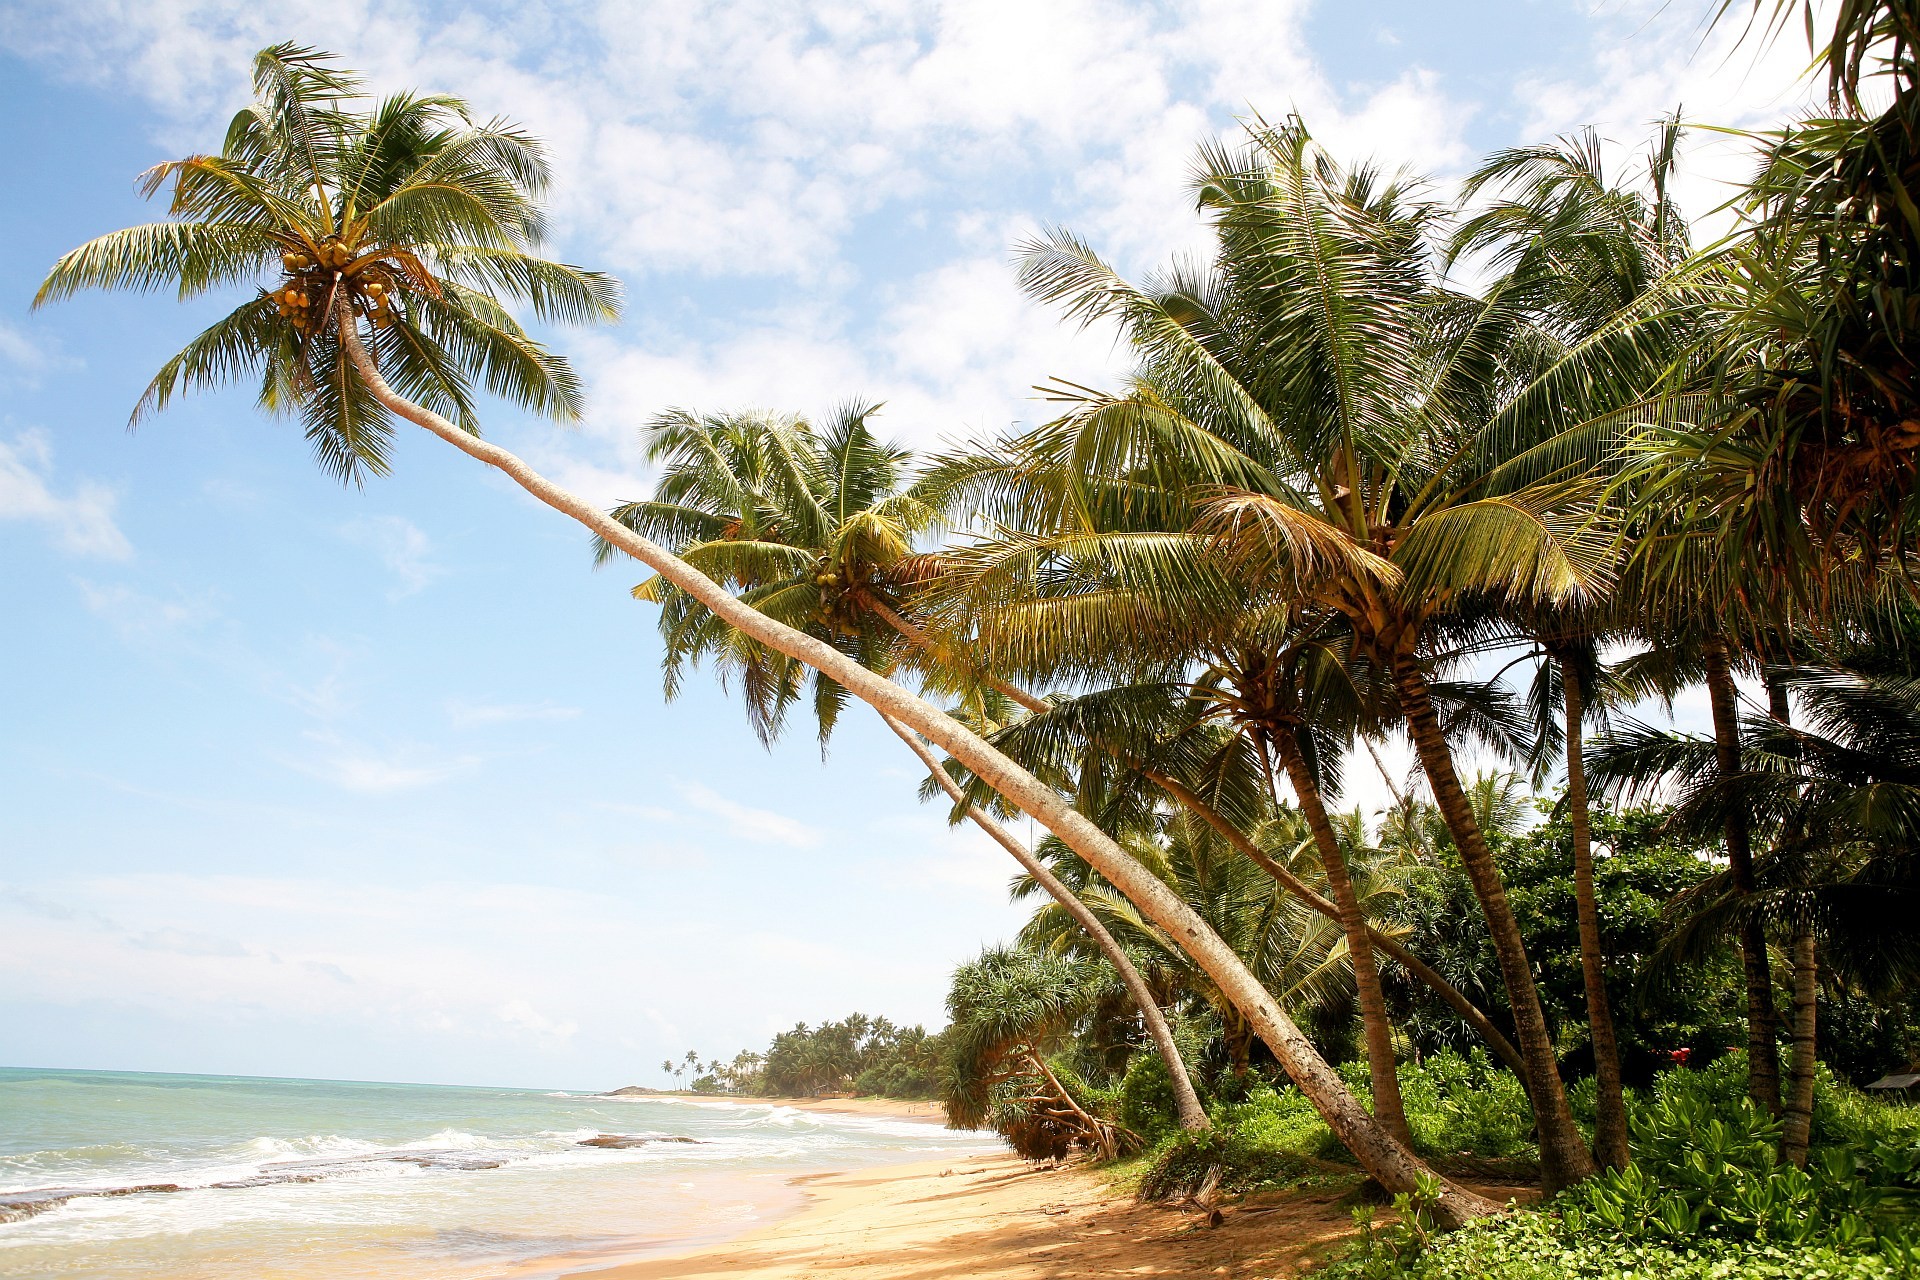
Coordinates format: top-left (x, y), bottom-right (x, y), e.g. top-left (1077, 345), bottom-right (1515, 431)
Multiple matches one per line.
top-left (0, 0), bottom-right (1817, 1090)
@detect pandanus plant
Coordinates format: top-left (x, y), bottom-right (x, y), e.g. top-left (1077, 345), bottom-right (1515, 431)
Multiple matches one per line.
top-left (38, 43), bottom-right (1494, 1221)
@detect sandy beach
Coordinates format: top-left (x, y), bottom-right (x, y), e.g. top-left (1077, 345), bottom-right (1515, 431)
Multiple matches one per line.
top-left (581, 1151), bottom-right (1370, 1280)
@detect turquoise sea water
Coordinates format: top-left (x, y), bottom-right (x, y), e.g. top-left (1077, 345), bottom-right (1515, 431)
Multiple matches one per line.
top-left (0, 1067), bottom-right (992, 1279)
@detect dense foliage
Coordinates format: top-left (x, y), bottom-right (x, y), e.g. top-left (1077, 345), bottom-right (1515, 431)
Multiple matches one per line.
top-left (669, 1014), bottom-right (944, 1099)
top-left (1319, 1055), bottom-right (1920, 1278)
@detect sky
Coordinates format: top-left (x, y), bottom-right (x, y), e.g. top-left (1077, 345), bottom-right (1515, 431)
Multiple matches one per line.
top-left (0, 0), bottom-right (1824, 1091)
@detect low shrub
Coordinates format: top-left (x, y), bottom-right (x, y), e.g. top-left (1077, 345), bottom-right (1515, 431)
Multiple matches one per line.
top-left (1135, 1119), bottom-right (1330, 1201)
top-left (1318, 1208), bottom-right (1907, 1279)
top-left (1117, 1051), bottom-right (1184, 1142)
top-left (1389, 1050), bottom-right (1536, 1160)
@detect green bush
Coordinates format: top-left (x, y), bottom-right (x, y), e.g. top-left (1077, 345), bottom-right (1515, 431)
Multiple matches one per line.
top-left (1317, 1209), bottom-right (1906, 1280)
top-left (1118, 1050), bottom-right (1183, 1142)
top-left (1389, 1051), bottom-right (1536, 1160)
top-left (1135, 1119), bottom-right (1328, 1201)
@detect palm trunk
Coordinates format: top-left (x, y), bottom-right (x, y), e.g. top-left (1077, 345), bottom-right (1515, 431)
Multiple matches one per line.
top-left (337, 321), bottom-right (1499, 1226)
top-left (1148, 770), bottom-right (1527, 1076)
top-left (881, 711), bottom-right (1209, 1132)
top-left (1273, 726), bottom-right (1413, 1148)
top-left (860, 603), bottom-right (1521, 1079)
top-left (1025, 1050), bottom-right (1117, 1159)
top-left (1702, 638), bottom-right (1783, 1116)
top-left (1393, 651), bottom-right (1596, 1193)
top-left (1560, 658), bottom-right (1630, 1170)
top-left (1783, 926), bottom-right (1817, 1167)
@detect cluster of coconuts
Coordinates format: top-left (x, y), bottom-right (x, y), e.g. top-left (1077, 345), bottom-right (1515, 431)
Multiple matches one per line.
top-left (271, 240), bottom-right (401, 335)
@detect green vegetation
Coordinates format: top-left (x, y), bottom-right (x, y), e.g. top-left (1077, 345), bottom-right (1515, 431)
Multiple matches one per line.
top-left (667, 1014), bottom-right (944, 1099)
top-left (37, 0), bottom-right (1920, 1266)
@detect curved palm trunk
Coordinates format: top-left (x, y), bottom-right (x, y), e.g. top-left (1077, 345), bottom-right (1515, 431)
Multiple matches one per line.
top-left (1393, 652), bottom-right (1596, 1193)
top-left (337, 325), bottom-right (1498, 1226)
top-left (1782, 927), bottom-right (1817, 1167)
top-left (1560, 660), bottom-right (1630, 1170)
top-left (1148, 770), bottom-right (1527, 1076)
top-left (1702, 639), bottom-right (1783, 1116)
top-left (861, 601), bottom-right (1521, 1079)
top-left (880, 711), bottom-right (1209, 1132)
top-left (1272, 727), bottom-right (1413, 1148)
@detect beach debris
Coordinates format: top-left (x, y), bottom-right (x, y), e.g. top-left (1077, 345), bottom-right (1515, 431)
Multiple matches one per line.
top-left (1038, 1202), bottom-right (1071, 1216)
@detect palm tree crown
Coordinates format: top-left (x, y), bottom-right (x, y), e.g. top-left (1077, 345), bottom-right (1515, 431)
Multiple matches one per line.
top-left (36, 43), bottom-right (620, 483)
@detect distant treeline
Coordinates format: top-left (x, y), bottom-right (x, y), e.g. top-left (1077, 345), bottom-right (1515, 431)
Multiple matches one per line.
top-left (663, 1014), bottom-right (945, 1099)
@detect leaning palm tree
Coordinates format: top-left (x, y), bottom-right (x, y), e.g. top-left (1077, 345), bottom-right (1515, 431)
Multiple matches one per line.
top-left (38, 45), bottom-right (1492, 1222)
top-left (937, 119), bottom-right (1636, 1189)
top-left (607, 404), bottom-right (1207, 1130)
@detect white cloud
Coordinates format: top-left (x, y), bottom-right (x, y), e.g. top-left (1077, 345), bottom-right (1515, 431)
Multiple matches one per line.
top-left (292, 730), bottom-right (479, 792)
top-left (341, 515), bottom-right (440, 596)
top-left (446, 698), bottom-right (583, 728)
top-left (1, 431), bottom-right (131, 559)
top-left (674, 780), bottom-right (823, 848)
top-left (0, 321), bottom-right (62, 380)
top-left (74, 579), bottom-right (206, 638)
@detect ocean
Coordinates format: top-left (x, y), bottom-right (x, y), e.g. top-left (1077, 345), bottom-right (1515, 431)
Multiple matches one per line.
top-left (0, 1067), bottom-right (995, 1279)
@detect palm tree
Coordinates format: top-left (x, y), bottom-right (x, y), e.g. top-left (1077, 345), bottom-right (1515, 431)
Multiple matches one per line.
top-left (1590, 640), bottom-right (1920, 1164)
top-left (608, 405), bottom-right (1206, 1130)
top-left (37, 46), bottom-right (1492, 1222)
top-left (1444, 122), bottom-right (1697, 1170)
top-left (945, 119), bottom-right (1626, 1188)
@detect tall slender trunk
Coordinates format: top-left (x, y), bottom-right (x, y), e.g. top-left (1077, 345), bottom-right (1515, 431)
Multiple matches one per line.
top-left (1273, 727), bottom-right (1413, 1148)
top-left (1783, 927), bottom-right (1818, 1167)
top-left (337, 321), bottom-right (1499, 1226)
top-left (860, 602), bottom-right (1521, 1078)
top-left (1393, 651), bottom-right (1596, 1193)
top-left (1559, 657), bottom-right (1630, 1170)
top-left (1149, 770), bottom-right (1527, 1076)
top-left (880, 711), bottom-right (1209, 1132)
top-left (1702, 638), bottom-right (1783, 1115)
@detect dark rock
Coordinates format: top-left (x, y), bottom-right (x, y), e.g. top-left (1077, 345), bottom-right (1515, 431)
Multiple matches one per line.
top-left (575, 1133), bottom-right (705, 1149)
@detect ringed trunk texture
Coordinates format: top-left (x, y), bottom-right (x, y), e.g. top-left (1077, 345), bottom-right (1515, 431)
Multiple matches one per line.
top-left (1702, 639), bottom-right (1783, 1116)
top-left (880, 711), bottom-right (1209, 1132)
top-left (337, 322), bottom-right (1499, 1226)
top-left (864, 604), bottom-right (1519, 1082)
top-left (1393, 652), bottom-right (1596, 1193)
top-left (1783, 927), bottom-right (1818, 1168)
top-left (1274, 727), bottom-right (1413, 1148)
top-left (1561, 661), bottom-right (1631, 1171)
top-left (1148, 770), bottom-right (1526, 1076)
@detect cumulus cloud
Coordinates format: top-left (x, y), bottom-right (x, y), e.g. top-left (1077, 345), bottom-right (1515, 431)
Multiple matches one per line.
top-left (1, 431), bottom-right (131, 559)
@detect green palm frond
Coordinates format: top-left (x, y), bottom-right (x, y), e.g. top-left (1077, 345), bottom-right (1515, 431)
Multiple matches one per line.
top-left (36, 43), bottom-right (619, 484)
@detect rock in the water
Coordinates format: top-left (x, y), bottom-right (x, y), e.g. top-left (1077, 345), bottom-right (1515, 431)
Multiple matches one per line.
top-left (575, 1133), bottom-right (705, 1149)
